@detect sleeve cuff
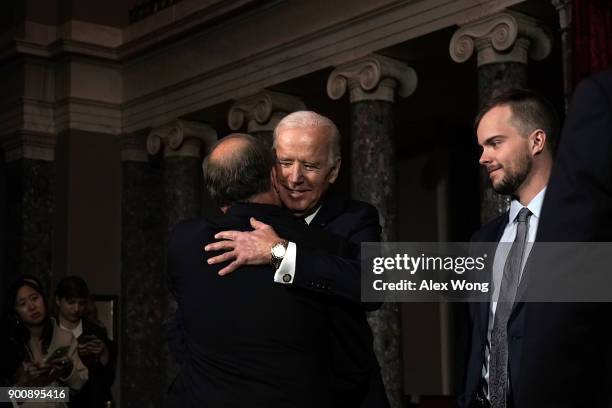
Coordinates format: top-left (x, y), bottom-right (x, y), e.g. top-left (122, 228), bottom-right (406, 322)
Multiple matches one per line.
top-left (273, 241), bottom-right (297, 284)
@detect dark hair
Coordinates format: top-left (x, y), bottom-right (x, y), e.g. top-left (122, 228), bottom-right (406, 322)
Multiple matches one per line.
top-left (475, 88), bottom-right (560, 154)
top-left (55, 275), bottom-right (90, 300)
top-left (202, 133), bottom-right (275, 207)
top-left (1, 275), bottom-right (53, 384)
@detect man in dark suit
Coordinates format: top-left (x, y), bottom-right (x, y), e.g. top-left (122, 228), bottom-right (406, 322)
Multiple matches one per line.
top-left (517, 70), bottom-right (612, 407)
top-left (167, 133), bottom-right (348, 407)
top-left (204, 111), bottom-right (388, 407)
top-left (459, 89), bottom-right (559, 408)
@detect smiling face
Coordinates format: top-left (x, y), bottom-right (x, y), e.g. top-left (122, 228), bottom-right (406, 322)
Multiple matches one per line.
top-left (56, 297), bottom-right (87, 324)
top-left (477, 105), bottom-right (533, 196)
top-left (14, 285), bottom-right (46, 326)
top-left (273, 126), bottom-right (340, 216)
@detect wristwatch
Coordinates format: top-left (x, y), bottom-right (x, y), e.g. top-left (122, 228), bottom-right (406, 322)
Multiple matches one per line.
top-left (270, 240), bottom-right (289, 269)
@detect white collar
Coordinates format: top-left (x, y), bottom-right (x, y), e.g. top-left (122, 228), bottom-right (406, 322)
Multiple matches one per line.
top-left (508, 186), bottom-right (547, 223)
top-left (60, 318), bottom-right (83, 338)
top-left (304, 206), bottom-right (322, 225)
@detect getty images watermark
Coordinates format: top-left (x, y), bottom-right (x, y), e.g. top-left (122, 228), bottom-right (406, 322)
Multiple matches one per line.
top-left (361, 242), bottom-right (612, 303)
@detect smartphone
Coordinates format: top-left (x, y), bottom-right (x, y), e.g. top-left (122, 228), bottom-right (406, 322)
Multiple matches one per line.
top-left (43, 345), bottom-right (70, 364)
top-left (77, 335), bottom-right (97, 344)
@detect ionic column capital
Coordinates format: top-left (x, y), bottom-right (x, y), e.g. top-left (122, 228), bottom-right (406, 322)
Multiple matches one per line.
top-left (227, 91), bottom-right (306, 133)
top-left (327, 54), bottom-right (417, 103)
top-left (450, 11), bottom-right (552, 66)
top-left (147, 119), bottom-right (217, 158)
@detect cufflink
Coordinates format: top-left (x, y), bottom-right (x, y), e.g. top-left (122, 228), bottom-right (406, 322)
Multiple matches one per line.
top-left (282, 273), bottom-right (292, 283)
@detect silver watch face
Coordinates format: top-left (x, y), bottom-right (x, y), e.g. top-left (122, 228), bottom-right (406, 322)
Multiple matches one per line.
top-left (272, 243), bottom-right (286, 258)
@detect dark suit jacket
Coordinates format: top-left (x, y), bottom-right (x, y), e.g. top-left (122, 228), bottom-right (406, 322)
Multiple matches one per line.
top-left (70, 318), bottom-right (116, 408)
top-left (517, 70), bottom-right (612, 408)
top-left (460, 213), bottom-right (529, 408)
top-left (302, 195), bottom-right (389, 408)
top-left (167, 203), bottom-right (346, 408)
top-left (292, 195), bottom-right (382, 311)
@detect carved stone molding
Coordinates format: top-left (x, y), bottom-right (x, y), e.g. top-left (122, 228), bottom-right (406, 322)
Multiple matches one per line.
top-left (450, 11), bottom-right (552, 66)
top-left (327, 54), bottom-right (417, 103)
top-left (146, 119), bottom-right (217, 158)
top-left (1, 131), bottom-right (57, 162)
top-left (227, 91), bottom-right (305, 133)
top-left (55, 98), bottom-right (122, 135)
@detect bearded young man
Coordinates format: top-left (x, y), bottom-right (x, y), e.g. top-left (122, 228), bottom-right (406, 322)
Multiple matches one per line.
top-left (459, 89), bottom-right (559, 408)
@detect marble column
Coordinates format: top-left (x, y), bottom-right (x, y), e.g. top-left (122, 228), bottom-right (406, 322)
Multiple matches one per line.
top-left (147, 120), bottom-right (217, 234)
top-left (1, 132), bottom-right (56, 299)
top-left (147, 119), bottom-right (217, 397)
top-left (450, 11), bottom-right (552, 222)
top-left (328, 53), bottom-right (418, 408)
top-left (227, 90), bottom-right (306, 147)
top-left (119, 132), bottom-right (165, 408)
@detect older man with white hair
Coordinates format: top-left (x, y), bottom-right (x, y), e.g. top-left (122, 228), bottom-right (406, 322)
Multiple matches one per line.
top-left (205, 110), bottom-right (389, 407)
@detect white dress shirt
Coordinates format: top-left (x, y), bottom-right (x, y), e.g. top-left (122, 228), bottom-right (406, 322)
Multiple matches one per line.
top-left (482, 186), bottom-right (547, 397)
top-left (273, 206), bottom-right (321, 284)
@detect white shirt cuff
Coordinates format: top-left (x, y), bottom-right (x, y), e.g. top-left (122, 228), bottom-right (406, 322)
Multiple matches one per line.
top-left (273, 241), bottom-right (297, 284)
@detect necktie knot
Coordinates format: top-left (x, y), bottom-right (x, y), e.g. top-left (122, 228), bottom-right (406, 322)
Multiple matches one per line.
top-left (516, 207), bottom-right (532, 223)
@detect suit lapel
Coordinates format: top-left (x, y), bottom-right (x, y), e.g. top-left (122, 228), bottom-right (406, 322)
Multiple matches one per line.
top-left (310, 194), bottom-right (346, 228)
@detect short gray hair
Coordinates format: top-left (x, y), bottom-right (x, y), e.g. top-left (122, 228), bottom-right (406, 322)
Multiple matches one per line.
top-left (203, 133), bottom-right (275, 206)
top-left (273, 110), bottom-right (341, 165)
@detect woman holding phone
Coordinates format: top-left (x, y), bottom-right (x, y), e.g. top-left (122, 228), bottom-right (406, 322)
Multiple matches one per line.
top-left (1, 275), bottom-right (88, 407)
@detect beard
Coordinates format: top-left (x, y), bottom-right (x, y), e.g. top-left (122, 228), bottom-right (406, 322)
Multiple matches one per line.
top-left (491, 153), bottom-right (533, 195)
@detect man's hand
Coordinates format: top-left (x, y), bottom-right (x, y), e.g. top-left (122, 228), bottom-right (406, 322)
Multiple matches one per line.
top-left (205, 218), bottom-right (281, 276)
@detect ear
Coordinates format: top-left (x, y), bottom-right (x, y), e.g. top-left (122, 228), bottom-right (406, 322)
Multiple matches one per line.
top-left (530, 129), bottom-right (547, 156)
top-left (328, 158), bottom-right (341, 184)
top-left (271, 167), bottom-right (278, 189)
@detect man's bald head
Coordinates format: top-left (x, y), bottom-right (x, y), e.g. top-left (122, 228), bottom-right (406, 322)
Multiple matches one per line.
top-left (203, 133), bottom-right (275, 207)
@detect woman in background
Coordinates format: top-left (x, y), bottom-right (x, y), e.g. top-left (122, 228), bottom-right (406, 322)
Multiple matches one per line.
top-left (54, 276), bottom-right (115, 408)
top-left (0, 275), bottom-right (88, 407)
